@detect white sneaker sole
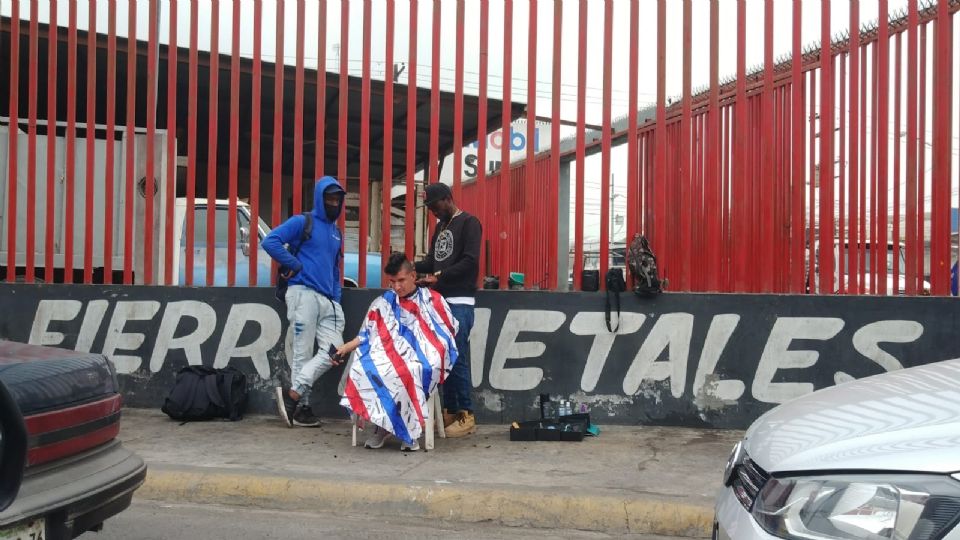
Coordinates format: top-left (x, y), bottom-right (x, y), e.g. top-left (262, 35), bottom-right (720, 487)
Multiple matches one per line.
top-left (274, 387), bottom-right (293, 428)
top-left (400, 443), bottom-right (420, 452)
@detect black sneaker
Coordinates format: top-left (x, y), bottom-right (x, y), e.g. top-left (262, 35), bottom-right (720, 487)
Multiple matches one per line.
top-left (275, 387), bottom-right (298, 428)
top-left (293, 406), bottom-right (321, 427)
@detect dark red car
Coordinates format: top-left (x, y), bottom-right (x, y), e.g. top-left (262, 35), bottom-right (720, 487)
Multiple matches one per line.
top-left (0, 341), bottom-right (146, 539)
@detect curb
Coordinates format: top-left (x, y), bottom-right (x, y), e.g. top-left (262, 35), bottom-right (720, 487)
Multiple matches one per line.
top-left (138, 468), bottom-right (714, 537)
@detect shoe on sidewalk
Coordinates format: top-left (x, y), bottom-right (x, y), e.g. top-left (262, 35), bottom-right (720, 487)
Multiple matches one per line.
top-left (292, 406), bottom-right (321, 427)
top-left (400, 439), bottom-right (420, 452)
top-left (442, 409), bottom-right (457, 428)
top-left (275, 387), bottom-right (298, 428)
top-left (445, 411), bottom-right (476, 438)
top-left (364, 427), bottom-right (391, 449)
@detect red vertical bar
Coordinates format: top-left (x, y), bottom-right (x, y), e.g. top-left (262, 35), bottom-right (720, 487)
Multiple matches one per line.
top-left (931, 0), bottom-right (952, 294)
top-left (206, 0), bottom-right (220, 287)
top-left (46, 2), bottom-right (59, 281)
top-left (838, 54), bottom-right (846, 294)
top-left (597, 0), bottom-right (612, 289)
top-left (227, 0), bottom-right (241, 287)
top-left (654, 0), bottom-right (666, 282)
top-left (819, 0), bottom-right (834, 294)
top-left (760, 0), bottom-right (774, 292)
top-left (859, 44), bottom-right (867, 293)
top-left (476, 0), bottom-right (488, 281)
top-left (501, 0), bottom-right (513, 289)
top-left (358, 0), bottom-right (371, 288)
top-left (316, 0), bottom-right (326, 178)
top-left (525, 0), bottom-right (537, 283)
top-left (273, 0), bottom-right (286, 237)
top-left (453, 0), bottom-right (465, 203)
top-left (5, 1), bottom-right (18, 283)
top-left (574, 0), bottom-right (587, 290)
top-left (870, 43), bottom-right (878, 295)
top-left (733, 0), bottom-right (746, 292)
top-left (337, 0), bottom-right (348, 233)
top-left (428, 0), bottom-right (441, 243)
top-left (791, 0), bottom-right (804, 293)
top-left (206, 0), bottom-right (218, 287)
top-left (165, 0), bottom-right (178, 285)
top-left (66, 0), bottom-right (78, 284)
top-left (848, 0), bottom-right (860, 294)
top-left (905, 0), bottom-right (918, 295)
top-left (918, 24), bottom-right (926, 289)
top-left (808, 70), bottom-right (817, 293)
top-left (381, 0), bottom-right (395, 278)
top-left (292, 0), bottom-right (305, 217)
top-left (876, 0), bottom-right (889, 295)
top-left (144, 0), bottom-right (158, 285)
top-left (893, 32), bottom-right (902, 295)
top-left (186, 0), bottom-right (199, 287)
top-left (705, 0), bottom-right (719, 291)
top-left (627, 0), bottom-right (639, 261)
top-left (26, 0), bottom-right (38, 283)
top-left (781, 87), bottom-right (791, 291)
top-left (549, 0), bottom-right (561, 289)
top-left (249, 0), bottom-right (263, 286)
top-left (722, 107), bottom-right (731, 289)
top-left (404, 0), bottom-right (417, 258)
top-left (677, 0), bottom-right (691, 291)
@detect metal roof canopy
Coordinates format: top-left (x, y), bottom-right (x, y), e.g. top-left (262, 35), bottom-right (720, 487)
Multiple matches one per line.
top-left (0, 17), bottom-right (526, 185)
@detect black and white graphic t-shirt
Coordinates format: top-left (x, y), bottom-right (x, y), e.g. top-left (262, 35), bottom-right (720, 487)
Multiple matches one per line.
top-left (415, 211), bottom-right (482, 299)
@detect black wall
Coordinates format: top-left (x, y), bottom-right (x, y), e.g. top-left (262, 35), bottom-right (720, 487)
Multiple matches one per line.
top-left (1, 284), bottom-right (957, 429)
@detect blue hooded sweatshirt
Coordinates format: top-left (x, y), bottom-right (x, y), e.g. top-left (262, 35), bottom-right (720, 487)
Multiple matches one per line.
top-left (262, 176), bottom-right (345, 302)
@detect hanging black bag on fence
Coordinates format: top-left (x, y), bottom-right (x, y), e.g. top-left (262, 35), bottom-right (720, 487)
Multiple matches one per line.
top-left (161, 365), bottom-right (248, 422)
top-left (605, 268), bottom-right (626, 332)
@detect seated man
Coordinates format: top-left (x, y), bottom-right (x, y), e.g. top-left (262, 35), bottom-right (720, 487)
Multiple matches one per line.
top-left (336, 252), bottom-right (459, 451)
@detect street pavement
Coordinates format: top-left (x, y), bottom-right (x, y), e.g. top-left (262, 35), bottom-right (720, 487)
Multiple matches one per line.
top-left (89, 500), bottom-right (691, 540)
top-left (118, 408), bottom-right (743, 537)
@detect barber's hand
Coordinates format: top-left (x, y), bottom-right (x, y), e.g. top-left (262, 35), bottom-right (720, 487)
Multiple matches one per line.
top-left (417, 274), bottom-right (438, 287)
top-left (334, 339), bottom-right (359, 364)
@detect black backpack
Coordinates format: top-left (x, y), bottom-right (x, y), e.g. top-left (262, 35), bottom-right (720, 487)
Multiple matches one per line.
top-left (605, 268), bottom-right (626, 332)
top-left (627, 233), bottom-right (663, 297)
top-left (161, 366), bottom-right (248, 422)
top-left (275, 214), bottom-right (313, 303)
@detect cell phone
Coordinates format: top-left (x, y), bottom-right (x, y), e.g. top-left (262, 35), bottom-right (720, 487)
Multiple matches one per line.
top-left (328, 344), bottom-right (342, 364)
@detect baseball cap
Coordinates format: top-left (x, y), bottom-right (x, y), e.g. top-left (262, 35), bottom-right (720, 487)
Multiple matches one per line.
top-left (423, 183), bottom-right (453, 206)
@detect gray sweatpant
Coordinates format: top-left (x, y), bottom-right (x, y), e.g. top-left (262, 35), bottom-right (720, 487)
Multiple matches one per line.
top-left (285, 285), bottom-right (345, 405)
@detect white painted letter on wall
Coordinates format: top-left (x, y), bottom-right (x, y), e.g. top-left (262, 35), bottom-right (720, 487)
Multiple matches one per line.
top-left (752, 317), bottom-right (844, 403)
top-left (488, 310), bottom-right (566, 391)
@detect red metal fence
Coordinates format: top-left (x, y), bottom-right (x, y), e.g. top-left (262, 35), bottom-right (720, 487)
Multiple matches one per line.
top-left (1, 1), bottom-right (958, 296)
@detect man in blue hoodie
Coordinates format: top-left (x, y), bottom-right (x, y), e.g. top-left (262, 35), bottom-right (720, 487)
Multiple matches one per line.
top-left (262, 176), bottom-right (346, 428)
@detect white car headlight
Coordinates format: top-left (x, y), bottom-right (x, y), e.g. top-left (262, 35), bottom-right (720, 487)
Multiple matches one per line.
top-left (752, 474), bottom-right (960, 540)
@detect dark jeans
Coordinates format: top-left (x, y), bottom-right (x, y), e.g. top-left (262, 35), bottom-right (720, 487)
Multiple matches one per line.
top-left (443, 303), bottom-right (474, 413)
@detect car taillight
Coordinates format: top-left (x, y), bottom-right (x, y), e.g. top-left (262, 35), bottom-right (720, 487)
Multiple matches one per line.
top-left (24, 394), bottom-right (122, 467)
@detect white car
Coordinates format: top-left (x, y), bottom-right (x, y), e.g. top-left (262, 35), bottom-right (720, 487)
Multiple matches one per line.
top-left (714, 359), bottom-right (960, 540)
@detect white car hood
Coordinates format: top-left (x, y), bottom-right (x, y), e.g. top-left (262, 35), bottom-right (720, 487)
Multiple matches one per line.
top-left (745, 359), bottom-right (960, 474)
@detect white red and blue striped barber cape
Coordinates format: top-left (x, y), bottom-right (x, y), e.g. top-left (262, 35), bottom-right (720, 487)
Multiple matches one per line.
top-left (340, 287), bottom-right (459, 445)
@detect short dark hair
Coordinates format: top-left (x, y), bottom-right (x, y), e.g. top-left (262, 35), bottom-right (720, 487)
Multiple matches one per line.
top-left (384, 252), bottom-right (415, 275)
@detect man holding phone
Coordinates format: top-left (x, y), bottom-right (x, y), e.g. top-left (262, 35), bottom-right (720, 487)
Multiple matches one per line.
top-left (262, 176), bottom-right (347, 428)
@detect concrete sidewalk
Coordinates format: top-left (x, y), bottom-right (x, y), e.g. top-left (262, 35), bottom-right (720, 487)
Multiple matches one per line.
top-left (120, 409), bottom-right (741, 537)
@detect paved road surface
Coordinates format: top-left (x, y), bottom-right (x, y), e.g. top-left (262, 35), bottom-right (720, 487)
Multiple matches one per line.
top-left (87, 500), bottom-right (694, 540)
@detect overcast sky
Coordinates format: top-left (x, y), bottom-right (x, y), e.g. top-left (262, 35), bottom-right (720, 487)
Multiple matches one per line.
top-left (4, 0), bottom-right (957, 244)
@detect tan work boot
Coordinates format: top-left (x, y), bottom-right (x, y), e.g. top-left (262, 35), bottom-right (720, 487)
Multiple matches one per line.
top-left (445, 411), bottom-right (476, 438)
top-left (442, 409), bottom-right (457, 428)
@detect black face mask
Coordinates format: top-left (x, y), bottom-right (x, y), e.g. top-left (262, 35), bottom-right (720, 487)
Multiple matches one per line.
top-left (324, 203), bottom-right (340, 222)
